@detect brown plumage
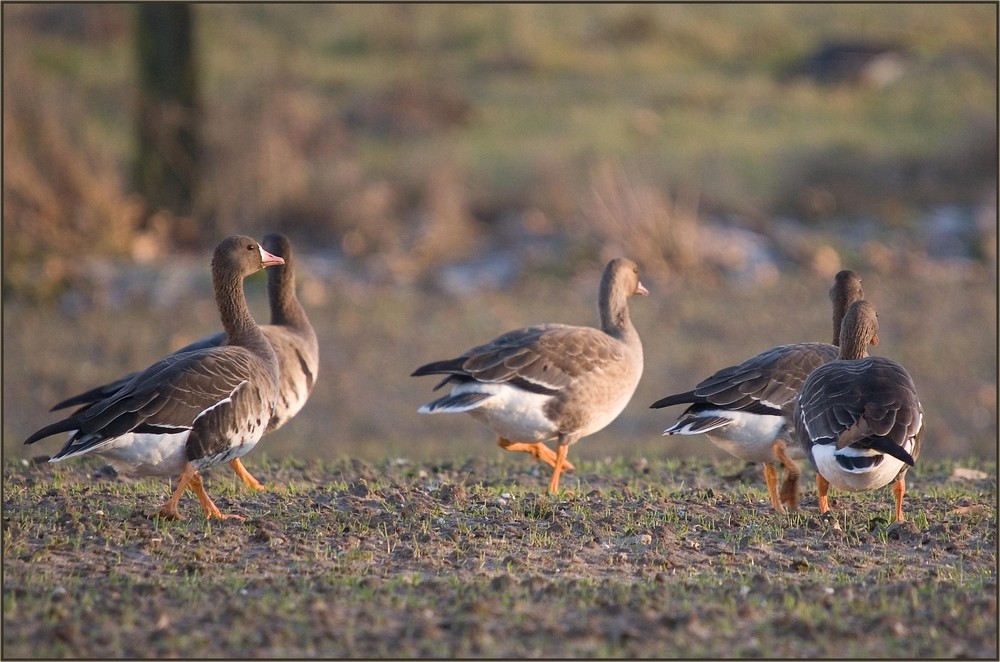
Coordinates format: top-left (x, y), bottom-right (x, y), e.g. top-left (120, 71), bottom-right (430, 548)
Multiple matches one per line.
top-left (793, 299), bottom-right (924, 522)
top-left (47, 233), bottom-right (318, 491)
top-left (413, 258), bottom-right (648, 494)
top-left (650, 270), bottom-right (865, 513)
top-left (25, 235), bottom-right (284, 520)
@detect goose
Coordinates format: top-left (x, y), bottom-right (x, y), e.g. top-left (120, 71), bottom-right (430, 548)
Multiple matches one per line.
top-left (24, 235), bottom-right (284, 520)
top-left (412, 258), bottom-right (648, 494)
top-left (792, 299), bottom-right (923, 522)
top-left (650, 270), bottom-right (865, 513)
top-left (48, 232), bottom-right (319, 490)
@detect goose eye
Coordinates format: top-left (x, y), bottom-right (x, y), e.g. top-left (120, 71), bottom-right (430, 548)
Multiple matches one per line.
top-left (247, 244), bottom-right (255, 251)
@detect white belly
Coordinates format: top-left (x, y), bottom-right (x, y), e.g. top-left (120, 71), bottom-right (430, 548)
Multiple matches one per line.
top-left (445, 367), bottom-right (639, 444)
top-left (53, 411), bottom-right (267, 478)
top-left (460, 383), bottom-right (559, 442)
top-left (77, 430), bottom-right (191, 478)
top-left (811, 444), bottom-right (907, 492)
top-left (704, 412), bottom-right (803, 464)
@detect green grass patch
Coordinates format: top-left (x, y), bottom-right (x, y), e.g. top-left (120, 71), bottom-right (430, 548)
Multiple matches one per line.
top-left (3, 455), bottom-right (995, 657)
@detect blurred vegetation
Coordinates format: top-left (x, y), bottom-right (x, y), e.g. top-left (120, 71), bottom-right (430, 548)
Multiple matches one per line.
top-left (3, 5), bottom-right (996, 462)
top-left (3, 4), bottom-right (996, 294)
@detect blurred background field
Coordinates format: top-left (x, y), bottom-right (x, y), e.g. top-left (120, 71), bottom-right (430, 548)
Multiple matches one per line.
top-left (3, 4), bottom-right (996, 465)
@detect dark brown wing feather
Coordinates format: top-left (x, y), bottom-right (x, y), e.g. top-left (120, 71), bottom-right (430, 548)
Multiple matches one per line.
top-left (795, 356), bottom-right (922, 461)
top-left (27, 348), bottom-right (262, 460)
top-left (50, 333), bottom-right (227, 411)
top-left (652, 342), bottom-right (839, 414)
top-left (53, 323), bottom-right (317, 434)
top-left (413, 323), bottom-right (625, 395)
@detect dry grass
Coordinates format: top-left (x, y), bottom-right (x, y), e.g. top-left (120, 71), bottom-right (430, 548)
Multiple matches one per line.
top-left (2, 44), bottom-right (143, 297)
top-left (3, 4), bottom-right (996, 297)
top-left (584, 157), bottom-right (704, 283)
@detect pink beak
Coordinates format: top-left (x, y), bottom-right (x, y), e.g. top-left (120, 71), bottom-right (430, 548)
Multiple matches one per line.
top-left (260, 247), bottom-right (285, 268)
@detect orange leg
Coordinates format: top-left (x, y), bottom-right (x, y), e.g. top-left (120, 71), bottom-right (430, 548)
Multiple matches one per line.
top-left (158, 462), bottom-right (200, 520)
top-left (548, 443), bottom-right (570, 495)
top-left (816, 473), bottom-right (831, 514)
top-left (773, 440), bottom-right (801, 511)
top-left (762, 463), bottom-right (786, 514)
top-left (497, 438), bottom-right (575, 472)
top-left (158, 462), bottom-right (246, 521)
top-left (190, 472), bottom-right (245, 521)
top-left (230, 458), bottom-right (266, 491)
top-left (892, 476), bottom-right (906, 523)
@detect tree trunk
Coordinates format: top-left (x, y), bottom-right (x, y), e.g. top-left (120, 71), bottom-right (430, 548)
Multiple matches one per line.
top-left (134, 3), bottom-right (202, 246)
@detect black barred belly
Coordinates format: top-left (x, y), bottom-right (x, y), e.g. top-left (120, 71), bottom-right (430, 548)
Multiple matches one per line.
top-left (836, 453), bottom-right (884, 471)
top-left (186, 387), bottom-right (272, 470)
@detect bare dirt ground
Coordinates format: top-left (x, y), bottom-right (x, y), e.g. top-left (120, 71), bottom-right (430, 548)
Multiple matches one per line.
top-left (3, 454), bottom-right (996, 658)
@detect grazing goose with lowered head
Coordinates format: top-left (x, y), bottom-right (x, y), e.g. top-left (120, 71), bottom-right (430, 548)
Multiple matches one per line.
top-left (25, 235), bottom-right (284, 520)
top-left (49, 232), bottom-right (319, 490)
top-left (650, 270), bottom-right (865, 513)
top-left (412, 258), bottom-right (648, 494)
top-left (793, 299), bottom-right (923, 522)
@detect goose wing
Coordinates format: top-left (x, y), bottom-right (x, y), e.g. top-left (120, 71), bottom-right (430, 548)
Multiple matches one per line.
top-left (413, 324), bottom-right (626, 395)
top-left (26, 347), bottom-right (260, 460)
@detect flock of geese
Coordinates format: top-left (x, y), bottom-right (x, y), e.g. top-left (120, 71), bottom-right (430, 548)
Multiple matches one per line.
top-left (24, 233), bottom-right (924, 524)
